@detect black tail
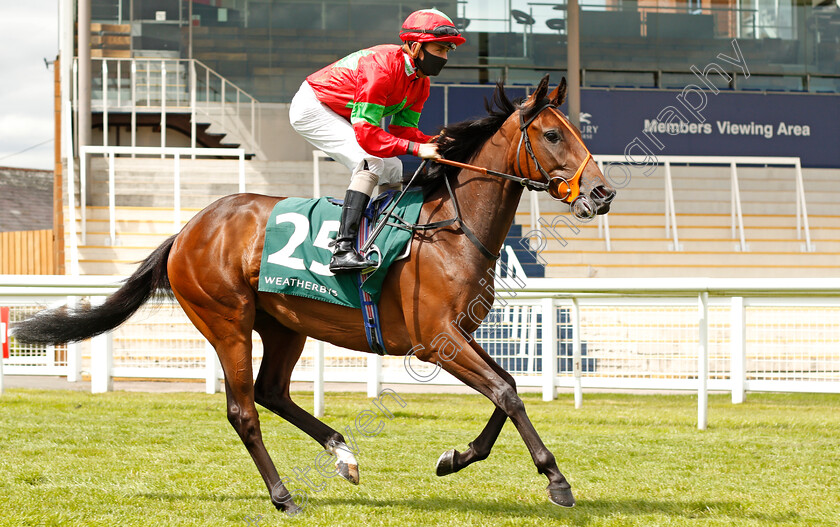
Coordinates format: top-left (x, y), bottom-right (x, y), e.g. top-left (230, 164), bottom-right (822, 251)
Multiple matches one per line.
top-left (13, 235), bottom-right (177, 345)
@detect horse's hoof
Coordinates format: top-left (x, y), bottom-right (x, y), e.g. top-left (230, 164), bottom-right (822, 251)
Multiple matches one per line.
top-left (272, 495), bottom-right (303, 516)
top-left (328, 441), bottom-right (359, 485)
top-left (435, 449), bottom-right (457, 477)
top-left (337, 460), bottom-right (360, 485)
top-left (548, 485), bottom-right (576, 508)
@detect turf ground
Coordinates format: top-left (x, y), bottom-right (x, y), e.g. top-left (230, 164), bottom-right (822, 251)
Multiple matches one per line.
top-left (0, 389), bottom-right (838, 526)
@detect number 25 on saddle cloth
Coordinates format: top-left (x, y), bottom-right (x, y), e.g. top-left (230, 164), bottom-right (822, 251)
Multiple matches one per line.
top-left (257, 189), bottom-right (425, 309)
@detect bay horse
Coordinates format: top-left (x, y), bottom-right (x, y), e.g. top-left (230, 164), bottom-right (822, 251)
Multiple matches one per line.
top-left (14, 75), bottom-right (615, 515)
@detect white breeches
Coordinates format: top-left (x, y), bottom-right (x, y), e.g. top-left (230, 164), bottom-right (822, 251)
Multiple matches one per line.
top-left (289, 81), bottom-right (403, 186)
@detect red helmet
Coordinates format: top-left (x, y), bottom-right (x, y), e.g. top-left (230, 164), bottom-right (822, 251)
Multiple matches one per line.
top-left (399, 9), bottom-right (466, 48)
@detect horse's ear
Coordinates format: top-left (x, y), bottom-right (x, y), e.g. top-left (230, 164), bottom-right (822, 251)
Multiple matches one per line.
top-left (549, 77), bottom-right (567, 107)
top-left (530, 74), bottom-right (551, 104)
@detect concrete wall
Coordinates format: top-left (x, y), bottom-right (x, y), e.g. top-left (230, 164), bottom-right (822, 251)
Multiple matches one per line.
top-left (256, 102), bottom-right (317, 162)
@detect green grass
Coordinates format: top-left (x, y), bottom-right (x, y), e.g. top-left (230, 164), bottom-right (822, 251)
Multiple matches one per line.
top-left (0, 389), bottom-right (838, 526)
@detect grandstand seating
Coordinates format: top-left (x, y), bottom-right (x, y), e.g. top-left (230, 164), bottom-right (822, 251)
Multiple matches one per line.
top-left (514, 165), bottom-right (840, 278)
top-left (68, 159), bottom-right (839, 278)
top-left (185, 24), bottom-right (837, 102)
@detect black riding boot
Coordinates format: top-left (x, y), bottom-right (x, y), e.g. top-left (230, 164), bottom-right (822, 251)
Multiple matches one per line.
top-left (329, 190), bottom-right (376, 273)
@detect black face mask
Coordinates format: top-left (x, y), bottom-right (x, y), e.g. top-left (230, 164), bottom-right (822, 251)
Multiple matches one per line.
top-left (415, 45), bottom-right (447, 76)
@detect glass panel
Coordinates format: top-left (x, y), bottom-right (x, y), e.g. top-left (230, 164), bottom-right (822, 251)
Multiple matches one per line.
top-left (81, 0), bottom-right (840, 100)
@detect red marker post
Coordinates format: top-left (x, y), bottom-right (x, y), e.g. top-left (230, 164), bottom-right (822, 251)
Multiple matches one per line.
top-left (1, 307), bottom-right (9, 359)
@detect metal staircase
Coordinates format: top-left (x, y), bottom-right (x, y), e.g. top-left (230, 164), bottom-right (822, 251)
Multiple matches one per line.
top-left (79, 56), bottom-right (265, 158)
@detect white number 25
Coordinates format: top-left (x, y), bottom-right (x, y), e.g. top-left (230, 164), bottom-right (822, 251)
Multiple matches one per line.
top-left (266, 212), bottom-right (339, 277)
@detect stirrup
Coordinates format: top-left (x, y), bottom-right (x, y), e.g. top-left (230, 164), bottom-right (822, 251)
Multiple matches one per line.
top-left (329, 248), bottom-right (376, 273)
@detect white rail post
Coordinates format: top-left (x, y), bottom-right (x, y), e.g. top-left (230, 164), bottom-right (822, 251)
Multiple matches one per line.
top-left (116, 60), bottom-right (121, 108)
top-left (176, 60), bottom-right (181, 108)
top-left (90, 296), bottom-right (113, 393)
top-left (65, 99), bottom-right (80, 275)
top-left (108, 150), bottom-right (116, 245)
top-left (190, 60), bottom-right (197, 157)
top-left (80, 148), bottom-right (87, 245)
top-left (541, 297), bottom-right (557, 401)
top-left (173, 153), bottom-right (181, 232)
top-left (130, 60), bottom-right (136, 156)
top-left (730, 166), bottom-right (735, 238)
top-left (205, 340), bottom-right (220, 394)
top-left (238, 150), bottom-right (245, 193)
top-left (731, 162), bottom-right (746, 251)
top-left (146, 59), bottom-right (151, 106)
top-left (664, 160), bottom-right (680, 250)
top-left (73, 59), bottom-right (79, 149)
top-left (597, 160), bottom-right (611, 251)
top-left (367, 354), bottom-right (382, 398)
top-left (572, 297), bottom-right (583, 408)
top-left (66, 296), bottom-right (83, 382)
top-left (794, 159), bottom-right (813, 252)
top-left (730, 296), bottom-right (746, 404)
top-left (697, 291), bottom-right (709, 430)
top-left (314, 340), bottom-right (325, 418)
top-left (602, 213), bottom-right (611, 252)
top-left (160, 61), bottom-right (167, 157)
top-left (250, 97), bottom-right (256, 152)
top-left (530, 191), bottom-right (539, 249)
top-left (221, 81), bottom-right (226, 136)
top-left (102, 60), bottom-right (109, 147)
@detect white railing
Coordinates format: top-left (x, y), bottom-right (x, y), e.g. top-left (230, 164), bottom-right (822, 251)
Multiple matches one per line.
top-left (2, 276), bottom-right (839, 429)
top-left (78, 57), bottom-right (263, 158)
top-left (74, 146), bottom-right (245, 262)
top-left (530, 155), bottom-right (813, 252)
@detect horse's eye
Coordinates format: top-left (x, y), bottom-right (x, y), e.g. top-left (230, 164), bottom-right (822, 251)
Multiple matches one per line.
top-left (544, 130), bottom-right (561, 143)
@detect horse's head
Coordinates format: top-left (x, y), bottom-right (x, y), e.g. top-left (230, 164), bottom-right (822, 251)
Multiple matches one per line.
top-left (510, 75), bottom-right (616, 220)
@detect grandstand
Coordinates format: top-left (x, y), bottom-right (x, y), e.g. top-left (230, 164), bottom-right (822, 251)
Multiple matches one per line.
top-left (1, 0), bottom-right (838, 399)
top-left (66, 156), bottom-right (840, 279)
top-left (40, 0), bottom-right (836, 281)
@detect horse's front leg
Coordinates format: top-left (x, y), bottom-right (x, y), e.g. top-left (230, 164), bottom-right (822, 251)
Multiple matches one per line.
top-left (424, 336), bottom-right (575, 507)
top-left (436, 340), bottom-right (512, 476)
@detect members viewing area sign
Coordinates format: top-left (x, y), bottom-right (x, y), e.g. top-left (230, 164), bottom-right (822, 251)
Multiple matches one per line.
top-left (425, 86), bottom-right (839, 168)
top-left (576, 89), bottom-right (835, 167)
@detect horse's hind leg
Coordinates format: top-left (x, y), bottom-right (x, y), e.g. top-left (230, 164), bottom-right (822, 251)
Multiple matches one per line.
top-left (436, 340), bottom-right (513, 476)
top-left (252, 313), bottom-right (360, 485)
top-left (173, 292), bottom-right (302, 515)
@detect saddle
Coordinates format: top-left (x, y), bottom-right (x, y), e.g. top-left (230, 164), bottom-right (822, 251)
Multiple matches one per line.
top-left (258, 189), bottom-right (425, 355)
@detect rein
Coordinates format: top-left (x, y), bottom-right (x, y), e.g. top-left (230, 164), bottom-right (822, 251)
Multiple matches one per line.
top-left (436, 101), bottom-right (593, 203)
top-left (360, 102), bottom-right (595, 261)
top-left (360, 160), bottom-right (499, 260)
top-left (434, 158), bottom-right (548, 192)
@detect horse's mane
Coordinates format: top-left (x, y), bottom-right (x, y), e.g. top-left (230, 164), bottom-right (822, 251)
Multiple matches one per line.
top-left (410, 81), bottom-right (540, 192)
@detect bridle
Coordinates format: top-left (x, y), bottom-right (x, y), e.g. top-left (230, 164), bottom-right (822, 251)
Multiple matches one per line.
top-left (516, 101), bottom-right (592, 203)
top-left (436, 100), bottom-right (593, 206)
top-left (362, 101), bottom-right (597, 262)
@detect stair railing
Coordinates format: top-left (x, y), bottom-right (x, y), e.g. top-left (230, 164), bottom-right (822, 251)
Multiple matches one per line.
top-left (76, 145), bottom-right (245, 248)
top-left (591, 155), bottom-right (811, 253)
top-left (78, 57), bottom-right (262, 158)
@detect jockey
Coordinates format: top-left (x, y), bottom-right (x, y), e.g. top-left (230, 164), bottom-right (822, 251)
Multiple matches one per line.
top-left (289, 8), bottom-right (465, 273)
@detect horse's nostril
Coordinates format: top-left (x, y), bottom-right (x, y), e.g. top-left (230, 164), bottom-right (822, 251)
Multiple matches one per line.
top-left (591, 185), bottom-right (616, 204)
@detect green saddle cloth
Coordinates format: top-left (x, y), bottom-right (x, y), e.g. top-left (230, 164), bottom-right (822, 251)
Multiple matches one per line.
top-left (257, 190), bottom-right (424, 308)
